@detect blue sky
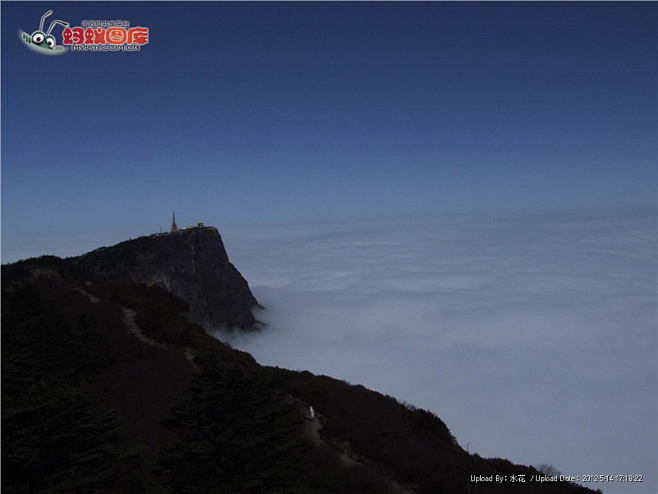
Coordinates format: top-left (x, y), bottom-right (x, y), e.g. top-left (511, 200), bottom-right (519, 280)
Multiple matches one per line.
top-left (2, 1), bottom-right (657, 249)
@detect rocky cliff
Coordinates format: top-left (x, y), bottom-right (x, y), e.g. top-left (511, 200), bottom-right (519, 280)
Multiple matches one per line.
top-left (75, 226), bottom-right (260, 330)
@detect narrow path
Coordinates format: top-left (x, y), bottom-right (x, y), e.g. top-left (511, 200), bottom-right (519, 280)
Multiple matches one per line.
top-left (121, 307), bottom-right (169, 350)
top-left (76, 286), bottom-right (100, 303)
top-left (121, 307), bottom-right (201, 371)
top-left (76, 285), bottom-right (199, 371)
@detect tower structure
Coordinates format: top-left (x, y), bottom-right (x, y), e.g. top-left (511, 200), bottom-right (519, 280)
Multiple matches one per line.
top-left (171, 211), bottom-right (178, 233)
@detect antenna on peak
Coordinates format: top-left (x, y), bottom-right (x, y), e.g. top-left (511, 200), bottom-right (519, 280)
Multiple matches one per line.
top-left (171, 210), bottom-right (178, 233)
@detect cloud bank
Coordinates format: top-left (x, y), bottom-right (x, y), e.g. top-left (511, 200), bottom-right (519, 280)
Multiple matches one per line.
top-left (218, 209), bottom-right (656, 493)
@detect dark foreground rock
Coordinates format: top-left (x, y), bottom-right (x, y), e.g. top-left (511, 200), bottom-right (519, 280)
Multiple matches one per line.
top-left (2, 253), bottom-right (600, 494)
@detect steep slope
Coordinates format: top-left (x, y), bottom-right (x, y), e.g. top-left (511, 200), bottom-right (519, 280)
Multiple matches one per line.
top-left (75, 226), bottom-right (260, 330)
top-left (2, 250), bottom-right (602, 494)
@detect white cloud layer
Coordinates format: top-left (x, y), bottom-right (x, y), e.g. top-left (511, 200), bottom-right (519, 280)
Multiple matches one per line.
top-left (218, 209), bottom-right (657, 494)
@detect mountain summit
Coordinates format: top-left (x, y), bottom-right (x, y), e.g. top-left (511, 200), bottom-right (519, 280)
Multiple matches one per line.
top-left (75, 226), bottom-right (261, 330)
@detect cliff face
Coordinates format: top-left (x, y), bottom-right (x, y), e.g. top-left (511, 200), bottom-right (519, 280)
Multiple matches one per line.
top-left (75, 226), bottom-right (260, 330)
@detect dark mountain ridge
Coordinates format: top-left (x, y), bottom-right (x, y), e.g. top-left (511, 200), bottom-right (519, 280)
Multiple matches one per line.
top-left (2, 230), bottom-right (600, 494)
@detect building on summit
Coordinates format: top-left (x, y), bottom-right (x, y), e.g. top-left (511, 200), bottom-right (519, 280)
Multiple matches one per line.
top-left (168, 212), bottom-right (205, 233)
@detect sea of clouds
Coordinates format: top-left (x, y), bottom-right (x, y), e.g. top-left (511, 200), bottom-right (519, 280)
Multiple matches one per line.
top-left (218, 208), bottom-right (656, 494)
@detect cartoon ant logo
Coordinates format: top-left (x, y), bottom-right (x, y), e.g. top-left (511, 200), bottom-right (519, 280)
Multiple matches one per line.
top-left (19, 10), bottom-right (70, 55)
